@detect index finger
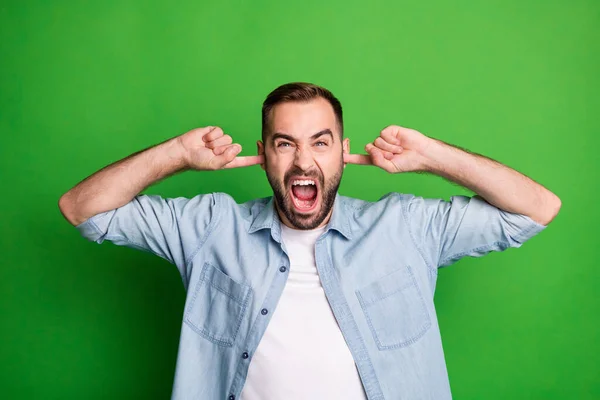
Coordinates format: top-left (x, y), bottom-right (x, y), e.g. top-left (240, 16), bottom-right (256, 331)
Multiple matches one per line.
top-left (344, 153), bottom-right (373, 165)
top-left (224, 155), bottom-right (265, 169)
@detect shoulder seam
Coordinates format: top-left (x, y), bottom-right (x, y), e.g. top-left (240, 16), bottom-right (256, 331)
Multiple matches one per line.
top-left (184, 193), bottom-right (221, 276)
top-left (399, 193), bottom-right (438, 273)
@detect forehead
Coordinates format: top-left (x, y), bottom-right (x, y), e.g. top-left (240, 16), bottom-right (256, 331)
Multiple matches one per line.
top-left (269, 97), bottom-right (338, 139)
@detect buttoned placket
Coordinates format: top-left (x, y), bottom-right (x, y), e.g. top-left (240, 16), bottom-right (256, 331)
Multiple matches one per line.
top-left (227, 242), bottom-right (291, 400)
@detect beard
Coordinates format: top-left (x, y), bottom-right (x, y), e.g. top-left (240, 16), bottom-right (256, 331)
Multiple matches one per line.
top-left (266, 161), bottom-right (343, 230)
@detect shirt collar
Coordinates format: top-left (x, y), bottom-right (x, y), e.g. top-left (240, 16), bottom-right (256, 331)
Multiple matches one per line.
top-left (248, 194), bottom-right (353, 241)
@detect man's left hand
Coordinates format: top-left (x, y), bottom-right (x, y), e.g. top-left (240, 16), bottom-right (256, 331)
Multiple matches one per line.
top-left (344, 125), bottom-right (433, 173)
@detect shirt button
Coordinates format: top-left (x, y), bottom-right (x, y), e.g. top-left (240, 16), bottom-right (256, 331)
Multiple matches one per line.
top-left (228, 395), bottom-right (235, 400)
top-left (279, 266), bottom-right (287, 272)
top-left (242, 352), bottom-right (249, 359)
top-left (261, 308), bottom-right (268, 315)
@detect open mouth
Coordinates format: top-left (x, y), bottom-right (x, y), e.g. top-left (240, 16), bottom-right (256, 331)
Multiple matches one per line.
top-left (290, 178), bottom-right (319, 212)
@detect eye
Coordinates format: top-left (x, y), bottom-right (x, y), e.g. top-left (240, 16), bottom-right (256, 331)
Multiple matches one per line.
top-left (315, 141), bottom-right (328, 146)
top-left (277, 142), bottom-right (292, 148)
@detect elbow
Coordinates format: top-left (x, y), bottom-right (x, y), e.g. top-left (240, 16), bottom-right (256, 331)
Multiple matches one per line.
top-left (537, 193), bottom-right (562, 226)
top-left (550, 194), bottom-right (562, 222)
top-left (58, 192), bottom-right (84, 226)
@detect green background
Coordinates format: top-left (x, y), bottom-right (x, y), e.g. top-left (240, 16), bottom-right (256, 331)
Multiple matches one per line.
top-left (1, 0), bottom-right (598, 398)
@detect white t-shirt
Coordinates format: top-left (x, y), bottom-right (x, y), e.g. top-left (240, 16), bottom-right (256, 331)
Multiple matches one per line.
top-left (240, 223), bottom-right (368, 399)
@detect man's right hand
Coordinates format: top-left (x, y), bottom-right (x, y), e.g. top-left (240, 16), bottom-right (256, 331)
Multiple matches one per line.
top-left (178, 126), bottom-right (264, 170)
top-left (59, 126), bottom-right (264, 226)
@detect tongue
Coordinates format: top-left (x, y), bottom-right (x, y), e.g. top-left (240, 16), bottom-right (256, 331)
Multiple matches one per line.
top-left (292, 185), bottom-right (317, 200)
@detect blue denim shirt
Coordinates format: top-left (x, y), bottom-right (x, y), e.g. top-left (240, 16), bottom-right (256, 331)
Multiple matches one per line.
top-left (76, 192), bottom-right (546, 400)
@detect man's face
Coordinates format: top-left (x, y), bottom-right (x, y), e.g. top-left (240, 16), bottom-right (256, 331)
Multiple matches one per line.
top-left (258, 97), bottom-right (349, 230)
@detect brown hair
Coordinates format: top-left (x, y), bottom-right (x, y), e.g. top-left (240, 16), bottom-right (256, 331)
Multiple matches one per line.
top-left (261, 82), bottom-right (343, 141)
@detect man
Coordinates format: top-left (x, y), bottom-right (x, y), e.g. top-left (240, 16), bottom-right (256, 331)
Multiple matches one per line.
top-left (59, 82), bottom-right (561, 400)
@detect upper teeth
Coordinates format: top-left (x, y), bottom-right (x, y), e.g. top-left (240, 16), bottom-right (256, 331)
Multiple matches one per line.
top-left (292, 180), bottom-right (315, 186)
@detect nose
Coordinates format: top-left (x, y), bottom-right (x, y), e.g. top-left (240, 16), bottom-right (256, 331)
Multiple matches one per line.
top-left (293, 146), bottom-right (315, 172)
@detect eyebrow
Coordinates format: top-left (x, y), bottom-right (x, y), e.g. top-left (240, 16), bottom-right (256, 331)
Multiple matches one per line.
top-left (271, 129), bottom-right (334, 145)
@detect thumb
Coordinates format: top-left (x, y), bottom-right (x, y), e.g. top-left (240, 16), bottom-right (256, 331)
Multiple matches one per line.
top-left (212, 144), bottom-right (242, 168)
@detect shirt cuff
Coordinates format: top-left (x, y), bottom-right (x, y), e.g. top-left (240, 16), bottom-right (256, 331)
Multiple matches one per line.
top-left (511, 214), bottom-right (547, 244)
top-left (75, 210), bottom-right (114, 242)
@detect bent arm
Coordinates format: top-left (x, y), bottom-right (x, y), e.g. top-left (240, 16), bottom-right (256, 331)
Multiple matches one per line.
top-left (58, 137), bottom-right (187, 226)
top-left (421, 138), bottom-right (561, 226)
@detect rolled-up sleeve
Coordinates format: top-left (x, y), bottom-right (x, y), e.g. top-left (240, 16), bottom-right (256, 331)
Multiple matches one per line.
top-left (75, 193), bottom-right (218, 285)
top-left (402, 194), bottom-right (547, 268)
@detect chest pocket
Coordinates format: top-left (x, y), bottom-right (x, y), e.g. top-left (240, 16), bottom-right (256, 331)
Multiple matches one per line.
top-left (356, 264), bottom-right (431, 350)
top-left (184, 262), bottom-right (252, 347)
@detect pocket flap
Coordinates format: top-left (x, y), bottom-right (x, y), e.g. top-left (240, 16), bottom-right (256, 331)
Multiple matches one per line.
top-left (201, 262), bottom-right (250, 305)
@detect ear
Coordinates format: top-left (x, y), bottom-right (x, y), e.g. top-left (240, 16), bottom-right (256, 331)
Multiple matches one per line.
top-left (257, 140), bottom-right (266, 170)
top-left (342, 138), bottom-right (350, 168)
